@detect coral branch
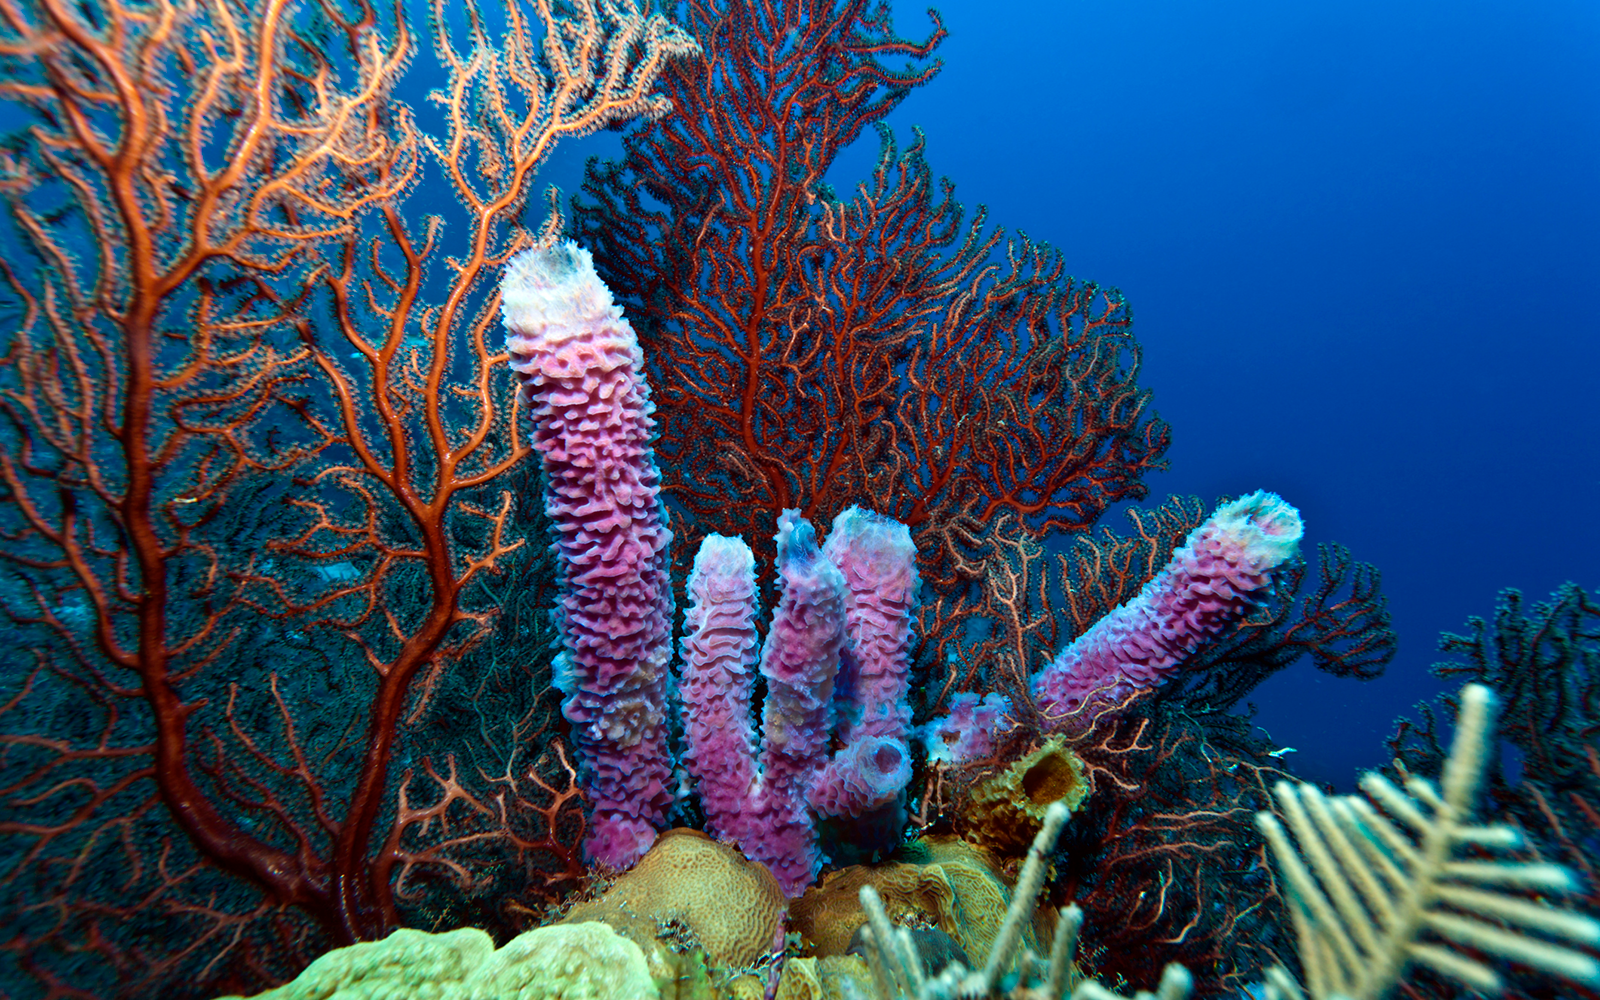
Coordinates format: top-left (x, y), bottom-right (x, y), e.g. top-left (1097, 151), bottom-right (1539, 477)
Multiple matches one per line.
top-left (0, 0), bottom-right (694, 992)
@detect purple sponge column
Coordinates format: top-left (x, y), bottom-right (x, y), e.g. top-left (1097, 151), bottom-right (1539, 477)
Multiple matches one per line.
top-left (678, 534), bottom-right (761, 847)
top-left (501, 241), bottom-right (675, 868)
top-left (808, 507), bottom-right (919, 820)
top-left (1032, 490), bottom-right (1303, 729)
top-left (746, 511), bottom-right (848, 896)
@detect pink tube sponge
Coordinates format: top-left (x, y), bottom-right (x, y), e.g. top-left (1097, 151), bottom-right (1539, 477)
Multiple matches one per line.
top-left (1032, 490), bottom-right (1303, 729)
top-left (679, 511), bottom-right (850, 895)
top-left (679, 508), bottom-right (931, 896)
top-left (809, 506), bottom-right (919, 820)
top-left (678, 535), bottom-right (761, 844)
top-left (747, 511), bottom-right (849, 894)
top-left (502, 241), bottom-right (675, 868)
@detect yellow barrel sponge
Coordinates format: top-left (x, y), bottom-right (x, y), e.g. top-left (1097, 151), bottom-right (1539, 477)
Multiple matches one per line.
top-left (218, 922), bottom-right (655, 1000)
top-left (960, 737), bottom-right (1089, 854)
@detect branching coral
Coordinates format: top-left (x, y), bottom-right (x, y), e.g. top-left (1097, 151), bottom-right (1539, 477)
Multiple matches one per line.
top-left (1044, 711), bottom-right (1289, 995)
top-left (574, 0), bottom-right (1170, 688)
top-left (1260, 684), bottom-right (1599, 999)
top-left (0, 0), bottom-right (696, 993)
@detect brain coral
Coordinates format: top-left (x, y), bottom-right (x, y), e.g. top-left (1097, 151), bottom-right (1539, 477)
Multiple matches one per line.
top-left (216, 922), bottom-right (655, 1000)
top-left (562, 828), bottom-right (786, 974)
top-left (788, 836), bottom-right (1046, 979)
top-left (774, 955), bottom-right (876, 1000)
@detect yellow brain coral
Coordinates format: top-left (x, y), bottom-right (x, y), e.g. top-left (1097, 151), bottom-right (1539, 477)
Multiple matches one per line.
top-left (563, 828), bottom-right (786, 972)
top-left (216, 922), bottom-right (656, 1000)
top-left (787, 835), bottom-right (1047, 979)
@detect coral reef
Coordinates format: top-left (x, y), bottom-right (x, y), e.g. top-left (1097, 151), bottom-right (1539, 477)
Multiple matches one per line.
top-left (1042, 709), bottom-right (1289, 994)
top-left (675, 506), bottom-right (921, 894)
top-left (7, 1), bottom-right (1589, 999)
top-left (939, 497), bottom-right (1393, 732)
top-left (679, 513), bottom-right (850, 894)
top-left (245, 684), bottom-right (1600, 1000)
top-left (910, 495), bottom-right (1396, 995)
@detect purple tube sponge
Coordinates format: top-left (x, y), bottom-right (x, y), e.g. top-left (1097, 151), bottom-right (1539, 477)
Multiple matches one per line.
top-left (1032, 490), bottom-right (1303, 729)
top-left (678, 534), bottom-right (761, 844)
top-left (502, 241), bottom-right (675, 868)
top-left (679, 511), bottom-right (848, 895)
top-left (749, 511), bottom-right (849, 893)
top-left (920, 691), bottom-right (1013, 765)
top-left (809, 507), bottom-right (919, 820)
top-left (678, 507), bottom-right (934, 896)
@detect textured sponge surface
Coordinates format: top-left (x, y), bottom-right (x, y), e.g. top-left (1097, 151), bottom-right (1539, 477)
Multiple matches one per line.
top-left (503, 241), bottom-right (676, 868)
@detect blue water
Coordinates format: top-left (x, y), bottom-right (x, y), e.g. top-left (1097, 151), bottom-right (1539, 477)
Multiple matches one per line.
top-left (846, 0), bottom-right (1600, 788)
top-left (533, 0), bottom-right (1600, 790)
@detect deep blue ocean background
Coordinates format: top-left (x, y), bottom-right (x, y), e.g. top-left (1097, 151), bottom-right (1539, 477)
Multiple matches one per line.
top-left (534, 0), bottom-right (1600, 789)
top-left (7, 0), bottom-right (1589, 792)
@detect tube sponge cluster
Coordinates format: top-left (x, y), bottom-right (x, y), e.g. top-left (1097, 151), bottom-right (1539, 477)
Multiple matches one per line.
top-left (502, 242), bottom-right (676, 868)
top-left (679, 512), bottom-right (852, 894)
top-left (808, 508), bottom-right (920, 820)
top-left (1032, 490), bottom-right (1304, 729)
top-left (679, 508), bottom-right (919, 896)
top-left (503, 244), bottom-right (924, 889)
